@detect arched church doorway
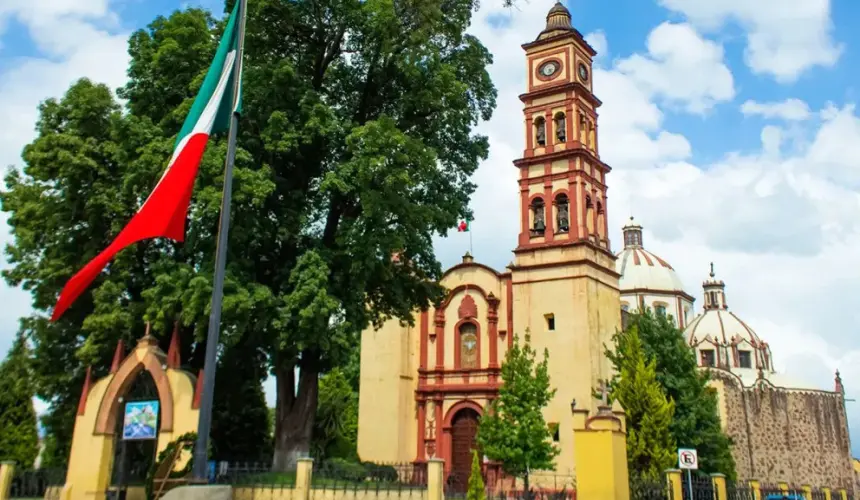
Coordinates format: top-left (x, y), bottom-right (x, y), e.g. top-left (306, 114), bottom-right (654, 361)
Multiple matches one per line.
top-left (110, 369), bottom-right (160, 497)
top-left (449, 408), bottom-right (480, 492)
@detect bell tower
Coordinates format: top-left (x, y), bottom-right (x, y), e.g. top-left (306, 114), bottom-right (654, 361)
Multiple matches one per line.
top-left (515, 1), bottom-right (609, 251)
top-left (508, 1), bottom-right (621, 471)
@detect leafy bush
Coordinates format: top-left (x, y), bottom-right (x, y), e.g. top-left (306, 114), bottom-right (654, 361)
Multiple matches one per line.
top-left (321, 457), bottom-right (366, 482)
top-left (145, 432), bottom-right (197, 500)
top-left (364, 463), bottom-right (398, 483)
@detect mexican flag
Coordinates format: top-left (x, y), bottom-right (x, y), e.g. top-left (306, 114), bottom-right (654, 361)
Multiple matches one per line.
top-left (50, 2), bottom-right (244, 321)
top-left (457, 220), bottom-right (470, 232)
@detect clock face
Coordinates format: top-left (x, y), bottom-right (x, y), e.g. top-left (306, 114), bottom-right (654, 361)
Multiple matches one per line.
top-left (578, 63), bottom-right (589, 82)
top-left (539, 61), bottom-right (559, 78)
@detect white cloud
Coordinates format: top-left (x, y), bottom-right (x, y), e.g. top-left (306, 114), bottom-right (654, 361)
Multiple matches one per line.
top-left (584, 30), bottom-right (608, 61)
top-left (741, 98), bottom-right (812, 121)
top-left (658, 0), bottom-right (842, 82)
top-left (0, 0), bottom-right (130, 356)
top-left (615, 22), bottom-right (735, 114)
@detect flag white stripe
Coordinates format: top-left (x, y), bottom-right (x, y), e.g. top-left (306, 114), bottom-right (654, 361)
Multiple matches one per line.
top-left (141, 50), bottom-right (237, 210)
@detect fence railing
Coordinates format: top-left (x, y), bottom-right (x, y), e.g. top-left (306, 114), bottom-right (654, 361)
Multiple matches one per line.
top-left (8, 467), bottom-right (65, 500)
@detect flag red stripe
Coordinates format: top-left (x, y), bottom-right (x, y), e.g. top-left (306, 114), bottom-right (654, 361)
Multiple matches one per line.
top-left (51, 133), bottom-right (210, 321)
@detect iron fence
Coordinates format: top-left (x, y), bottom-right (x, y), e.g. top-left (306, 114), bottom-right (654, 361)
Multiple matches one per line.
top-left (726, 481), bottom-right (755, 500)
top-left (679, 474), bottom-right (714, 500)
top-left (444, 472), bottom-right (575, 500)
top-left (9, 468), bottom-right (65, 500)
top-left (213, 462), bottom-right (297, 489)
top-left (312, 461), bottom-right (428, 490)
top-left (629, 476), bottom-right (669, 500)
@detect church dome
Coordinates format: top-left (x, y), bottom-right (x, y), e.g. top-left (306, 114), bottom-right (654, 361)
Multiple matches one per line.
top-left (683, 265), bottom-right (773, 382)
top-left (615, 217), bottom-right (686, 294)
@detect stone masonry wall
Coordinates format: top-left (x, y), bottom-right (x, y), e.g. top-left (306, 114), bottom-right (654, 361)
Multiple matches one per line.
top-left (713, 370), bottom-right (854, 490)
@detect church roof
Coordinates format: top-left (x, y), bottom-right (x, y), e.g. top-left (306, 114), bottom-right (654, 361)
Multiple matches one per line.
top-left (684, 308), bottom-right (763, 347)
top-left (615, 217), bottom-right (687, 294)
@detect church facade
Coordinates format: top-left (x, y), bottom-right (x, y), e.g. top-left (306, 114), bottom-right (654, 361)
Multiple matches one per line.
top-left (356, 1), bottom-right (855, 492)
top-left (357, 2), bottom-right (619, 486)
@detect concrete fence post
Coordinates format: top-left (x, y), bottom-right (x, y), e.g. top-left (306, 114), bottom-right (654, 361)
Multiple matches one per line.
top-left (664, 469), bottom-right (682, 500)
top-left (0, 462), bottom-right (15, 500)
top-left (427, 459), bottom-right (444, 500)
top-left (822, 487), bottom-right (832, 500)
top-left (837, 488), bottom-right (848, 500)
top-left (296, 458), bottom-right (314, 500)
top-left (0, 462), bottom-right (16, 500)
top-left (749, 480), bottom-right (761, 500)
top-left (711, 473), bottom-right (727, 500)
top-left (801, 485), bottom-right (812, 500)
top-left (778, 482), bottom-right (789, 494)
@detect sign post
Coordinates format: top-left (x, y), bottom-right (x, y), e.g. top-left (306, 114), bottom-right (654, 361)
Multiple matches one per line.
top-left (678, 448), bottom-right (698, 500)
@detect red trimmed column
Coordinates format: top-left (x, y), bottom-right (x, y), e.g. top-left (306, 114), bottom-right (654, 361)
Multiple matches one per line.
top-left (488, 295), bottom-right (500, 371)
top-left (420, 310), bottom-right (429, 370)
top-left (544, 176), bottom-right (554, 241)
top-left (601, 192), bottom-right (609, 244)
top-left (506, 279), bottom-right (514, 349)
top-left (434, 310), bottom-right (445, 375)
top-left (416, 401), bottom-right (426, 461)
top-left (519, 180), bottom-right (530, 246)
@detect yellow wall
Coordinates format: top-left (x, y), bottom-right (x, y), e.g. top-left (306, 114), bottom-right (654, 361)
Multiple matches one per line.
top-left (512, 245), bottom-right (621, 472)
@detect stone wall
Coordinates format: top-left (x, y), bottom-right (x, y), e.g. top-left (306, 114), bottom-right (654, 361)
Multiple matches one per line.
top-left (713, 370), bottom-right (854, 490)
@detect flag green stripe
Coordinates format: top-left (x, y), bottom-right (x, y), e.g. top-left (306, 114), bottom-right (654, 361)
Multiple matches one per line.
top-left (175, 1), bottom-right (241, 148)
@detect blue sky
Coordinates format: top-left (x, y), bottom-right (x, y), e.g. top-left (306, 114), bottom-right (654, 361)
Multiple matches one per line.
top-left (2, 0), bottom-right (860, 458)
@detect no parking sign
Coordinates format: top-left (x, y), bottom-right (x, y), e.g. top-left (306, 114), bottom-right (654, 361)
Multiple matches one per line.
top-left (678, 448), bottom-right (698, 470)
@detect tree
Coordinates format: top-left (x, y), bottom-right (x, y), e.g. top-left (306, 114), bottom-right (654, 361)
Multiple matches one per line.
top-left (210, 337), bottom-right (273, 461)
top-left (0, 334), bottom-right (40, 468)
top-left (466, 450), bottom-right (486, 500)
top-left (477, 333), bottom-right (558, 496)
top-left (606, 325), bottom-right (676, 479)
top-left (311, 369), bottom-right (359, 461)
top-left (0, 72), bottom-right (274, 464)
top-left (3, 0), bottom-right (497, 471)
top-left (610, 310), bottom-right (736, 478)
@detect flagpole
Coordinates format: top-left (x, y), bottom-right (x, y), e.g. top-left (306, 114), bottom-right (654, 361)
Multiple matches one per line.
top-left (191, 0), bottom-right (247, 482)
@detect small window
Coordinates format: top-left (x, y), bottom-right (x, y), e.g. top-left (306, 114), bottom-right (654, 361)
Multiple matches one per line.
top-left (549, 422), bottom-right (560, 442)
top-left (655, 304), bottom-right (667, 317)
top-left (621, 303), bottom-right (630, 312)
top-left (700, 349), bottom-right (716, 367)
top-left (545, 314), bottom-right (555, 331)
top-left (459, 323), bottom-right (478, 369)
top-left (738, 350), bottom-right (752, 369)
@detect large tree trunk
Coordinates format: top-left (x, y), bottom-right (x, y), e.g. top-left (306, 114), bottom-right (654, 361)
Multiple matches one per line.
top-left (272, 359), bottom-right (320, 471)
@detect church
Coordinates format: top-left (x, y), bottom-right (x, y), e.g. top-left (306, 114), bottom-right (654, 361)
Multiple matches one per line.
top-left (356, 1), bottom-right (855, 492)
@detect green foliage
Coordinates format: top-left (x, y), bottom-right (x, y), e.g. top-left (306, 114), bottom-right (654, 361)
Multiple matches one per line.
top-left (466, 450), bottom-right (486, 500)
top-left (145, 432), bottom-right (197, 500)
top-left (0, 334), bottom-right (39, 468)
top-left (2, 0), bottom-right (498, 467)
top-left (210, 338), bottom-right (273, 461)
top-left (606, 325), bottom-right (676, 478)
top-left (477, 333), bottom-right (558, 483)
top-left (312, 369), bottom-right (358, 461)
top-left (608, 310), bottom-right (736, 479)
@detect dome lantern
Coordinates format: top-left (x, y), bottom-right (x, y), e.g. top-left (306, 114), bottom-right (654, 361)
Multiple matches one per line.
top-left (622, 216), bottom-right (643, 249)
top-left (703, 262), bottom-right (727, 310)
